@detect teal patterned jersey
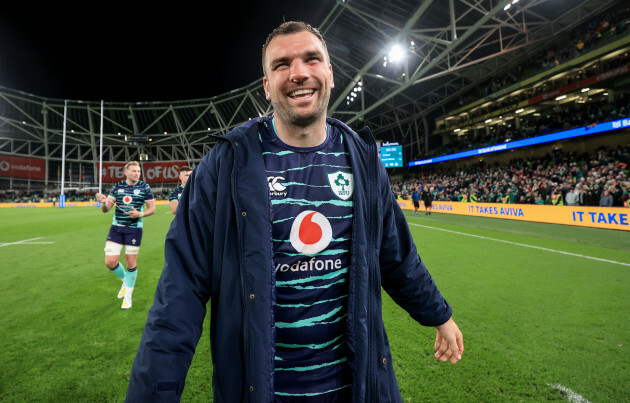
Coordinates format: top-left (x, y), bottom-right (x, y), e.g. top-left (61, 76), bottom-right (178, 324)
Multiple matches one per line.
top-left (107, 180), bottom-right (154, 228)
top-left (260, 119), bottom-right (353, 399)
top-left (169, 185), bottom-right (184, 202)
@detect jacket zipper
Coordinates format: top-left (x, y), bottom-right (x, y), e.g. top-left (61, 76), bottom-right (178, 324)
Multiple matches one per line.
top-left (365, 131), bottom-right (378, 400)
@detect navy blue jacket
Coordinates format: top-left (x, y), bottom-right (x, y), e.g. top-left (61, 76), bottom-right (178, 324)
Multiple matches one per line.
top-left (125, 117), bottom-right (452, 402)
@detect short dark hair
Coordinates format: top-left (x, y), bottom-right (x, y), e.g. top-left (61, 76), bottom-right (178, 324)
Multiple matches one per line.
top-left (261, 21), bottom-right (329, 75)
top-left (179, 166), bottom-right (193, 174)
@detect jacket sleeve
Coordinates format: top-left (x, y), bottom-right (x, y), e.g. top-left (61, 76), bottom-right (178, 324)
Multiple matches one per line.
top-left (125, 148), bottom-right (221, 402)
top-left (377, 163), bottom-right (452, 327)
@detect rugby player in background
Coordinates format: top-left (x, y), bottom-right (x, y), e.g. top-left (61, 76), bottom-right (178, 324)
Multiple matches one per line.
top-left (169, 166), bottom-right (193, 215)
top-left (95, 161), bottom-right (155, 309)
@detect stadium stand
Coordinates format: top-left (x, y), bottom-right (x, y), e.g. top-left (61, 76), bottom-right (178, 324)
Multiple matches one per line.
top-left (395, 3), bottom-right (630, 210)
top-left (419, 4), bottom-right (630, 162)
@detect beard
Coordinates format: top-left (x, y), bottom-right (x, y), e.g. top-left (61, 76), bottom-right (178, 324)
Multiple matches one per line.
top-left (271, 88), bottom-right (331, 128)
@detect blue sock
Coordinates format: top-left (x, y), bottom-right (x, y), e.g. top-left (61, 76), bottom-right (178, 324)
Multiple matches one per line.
top-left (109, 262), bottom-right (126, 280)
top-left (126, 267), bottom-right (138, 288)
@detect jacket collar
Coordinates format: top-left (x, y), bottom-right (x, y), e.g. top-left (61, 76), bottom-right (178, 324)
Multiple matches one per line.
top-left (210, 116), bottom-right (374, 151)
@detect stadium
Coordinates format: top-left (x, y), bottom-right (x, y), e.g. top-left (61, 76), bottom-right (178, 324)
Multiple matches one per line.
top-left (1, 1), bottom-right (629, 402)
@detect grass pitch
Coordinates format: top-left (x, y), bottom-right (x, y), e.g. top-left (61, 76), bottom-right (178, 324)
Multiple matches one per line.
top-left (1, 206), bottom-right (628, 402)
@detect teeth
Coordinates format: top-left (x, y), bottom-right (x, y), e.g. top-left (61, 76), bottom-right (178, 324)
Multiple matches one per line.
top-left (289, 89), bottom-right (314, 97)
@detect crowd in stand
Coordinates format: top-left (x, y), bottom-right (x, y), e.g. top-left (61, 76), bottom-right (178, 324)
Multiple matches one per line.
top-left (0, 188), bottom-right (172, 203)
top-left (0, 190), bottom-right (95, 204)
top-left (445, 50), bottom-right (630, 132)
top-left (2, 146), bottom-right (629, 210)
top-left (441, 94), bottom-right (630, 156)
top-left (392, 145), bottom-right (630, 208)
top-left (427, 3), bottom-right (630, 163)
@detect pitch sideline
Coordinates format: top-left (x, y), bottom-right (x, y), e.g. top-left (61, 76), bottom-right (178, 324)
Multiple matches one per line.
top-left (0, 237), bottom-right (55, 248)
top-left (408, 222), bottom-right (630, 267)
top-left (547, 383), bottom-right (592, 403)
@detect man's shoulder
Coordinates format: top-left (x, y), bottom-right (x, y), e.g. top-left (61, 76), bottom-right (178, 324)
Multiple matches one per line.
top-left (326, 118), bottom-right (374, 146)
top-left (109, 181), bottom-right (124, 191)
top-left (214, 117), bottom-right (269, 143)
top-left (201, 118), bottom-right (269, 167)
top-left (136, 180), bottom-right (152, 190)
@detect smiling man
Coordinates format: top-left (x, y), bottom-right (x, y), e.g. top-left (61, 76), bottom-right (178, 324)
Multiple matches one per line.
top-left (126, 21), bottom-right (463, 402)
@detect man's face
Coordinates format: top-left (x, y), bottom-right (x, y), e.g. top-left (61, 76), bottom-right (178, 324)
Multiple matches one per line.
top-left (263, 31), bottom-right (334, 127)
top-left (125, 165), bottom-right (141, 184)
top-left (180, 170), bottom-right (191, 187)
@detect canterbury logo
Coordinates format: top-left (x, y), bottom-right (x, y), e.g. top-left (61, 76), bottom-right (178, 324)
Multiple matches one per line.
top-left (268, 176), bottom-right (287, 191)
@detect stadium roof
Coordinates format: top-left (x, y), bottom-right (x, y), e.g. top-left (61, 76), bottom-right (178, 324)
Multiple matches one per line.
top-left (0, 0), bottom-right (623, 165)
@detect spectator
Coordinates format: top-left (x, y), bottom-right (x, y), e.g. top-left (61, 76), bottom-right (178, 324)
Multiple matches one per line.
top-left (565, 186), bottom-right (581, 206)
top-left (599, 190), bottom-right (613, 207)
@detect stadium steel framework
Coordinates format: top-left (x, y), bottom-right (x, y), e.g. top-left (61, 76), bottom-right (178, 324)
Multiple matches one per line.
top-left (0, 0), bottom-right (622, 189)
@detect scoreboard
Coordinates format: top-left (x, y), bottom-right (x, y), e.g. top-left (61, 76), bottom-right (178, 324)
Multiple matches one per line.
top-left (379, 142), bottom-right (403, 168)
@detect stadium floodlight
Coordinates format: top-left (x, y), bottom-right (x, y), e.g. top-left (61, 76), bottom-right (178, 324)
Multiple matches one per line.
top-left (505, 0), bottom-right (521, 12)
top-left (515, 108), bottom-right (525, 113)
top-left (556, 95), bottom-right (567, 101)
top-left (581, 88), bottom-right (590, 92)
top-left (388, 44), bottom-right (405, 63)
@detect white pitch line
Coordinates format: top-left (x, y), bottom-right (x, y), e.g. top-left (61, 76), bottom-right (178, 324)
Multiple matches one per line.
top-left (0, 237), bottom-right (55, 248)
top-left (547, 383), bottom-right (592, 403)
top-left (409, 222), bottom-right (630, 267)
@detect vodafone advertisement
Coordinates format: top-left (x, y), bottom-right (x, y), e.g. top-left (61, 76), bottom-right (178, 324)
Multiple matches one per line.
top-left (97, 161), bottom-right (188, 183)
top-left (0, 154), bottom-right (46, 180)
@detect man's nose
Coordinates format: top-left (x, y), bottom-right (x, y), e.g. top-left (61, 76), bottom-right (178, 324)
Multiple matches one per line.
top-left (289, 61), bottom-right (309, 84)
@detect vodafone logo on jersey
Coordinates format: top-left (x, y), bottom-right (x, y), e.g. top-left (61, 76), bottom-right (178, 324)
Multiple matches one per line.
top-left (122, 195), bottom-right (133, 204)
top-left (290, 211), bottom-right (332, 255)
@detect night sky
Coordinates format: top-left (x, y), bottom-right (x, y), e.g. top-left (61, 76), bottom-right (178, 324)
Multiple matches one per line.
top-left (0, 2), bottom-right (333, 102)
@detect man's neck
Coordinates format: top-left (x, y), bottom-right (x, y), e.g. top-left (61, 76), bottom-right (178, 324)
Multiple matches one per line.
top-left (126, 179), bottom-right (137, 186)
top-left (273, 117), bottom-right (327, 148)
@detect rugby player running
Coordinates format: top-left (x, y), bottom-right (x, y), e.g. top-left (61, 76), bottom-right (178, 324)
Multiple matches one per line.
top-left (95, 161), bottom-right (155, 309)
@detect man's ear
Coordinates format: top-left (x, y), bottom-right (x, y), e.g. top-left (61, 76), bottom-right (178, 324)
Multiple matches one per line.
top-left (329, 64), bottom-right (335, 89)
top-left (263, 77), bottom-right (271, 100)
